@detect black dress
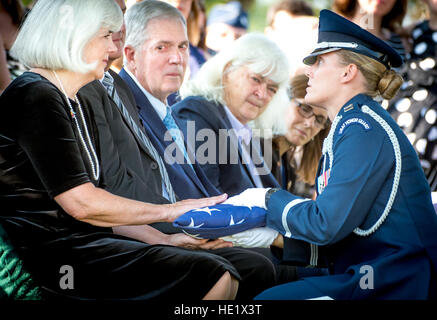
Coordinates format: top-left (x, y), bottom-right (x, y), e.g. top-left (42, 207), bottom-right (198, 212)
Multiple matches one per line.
top-left (0, 72), bottom-right (240, 300)
top-left (387, 20), bottom-right (437, 190)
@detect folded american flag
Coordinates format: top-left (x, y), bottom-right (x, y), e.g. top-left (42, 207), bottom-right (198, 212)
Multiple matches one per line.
top-left (173, 204), bottom-right (267, 239)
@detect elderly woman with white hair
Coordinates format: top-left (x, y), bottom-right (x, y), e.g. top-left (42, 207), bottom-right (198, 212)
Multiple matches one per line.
top-left (0, 0), bottom-right (239, 300)
top-left (173, 33), bottom-right (289, 196)
top-left (252, 73), bottom-right (330, 199)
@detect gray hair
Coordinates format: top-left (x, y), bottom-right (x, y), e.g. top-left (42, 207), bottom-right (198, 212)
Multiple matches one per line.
top-left (124, 0), bottom-right (186, 50)
top-left (249, 88), bottom-right (289, 138)
top-left (180, 33), bottom-right (289, 103)
top-left (11, 0), bottom-right (123, 73)
top-left (180, 33), bottom-right (290, 137)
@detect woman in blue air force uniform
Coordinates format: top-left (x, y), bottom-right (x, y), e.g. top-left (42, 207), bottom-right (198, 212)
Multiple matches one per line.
top-left (250, 10), bottom-right (437, 299)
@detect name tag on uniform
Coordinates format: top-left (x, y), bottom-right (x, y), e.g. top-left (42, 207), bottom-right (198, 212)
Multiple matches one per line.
top-left (338, 118), bottom-right (371, 135)
top-left (317, 169), bottom-right (330, 194)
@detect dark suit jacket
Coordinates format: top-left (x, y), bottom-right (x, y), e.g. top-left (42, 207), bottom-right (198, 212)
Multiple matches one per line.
top-left (77, 70), bottom-right (168, 205)
top-left (172, 96), bottom-right (280, 196)
top-left (119, 68), bottom-right (220, 199)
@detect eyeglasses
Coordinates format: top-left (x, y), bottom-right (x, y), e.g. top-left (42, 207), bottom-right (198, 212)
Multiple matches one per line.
top-left (293, 99), bottom-right (328, 129)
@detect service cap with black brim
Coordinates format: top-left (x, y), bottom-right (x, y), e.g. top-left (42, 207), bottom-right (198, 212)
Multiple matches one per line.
top-left (303, 10), bottom-right (403, 69)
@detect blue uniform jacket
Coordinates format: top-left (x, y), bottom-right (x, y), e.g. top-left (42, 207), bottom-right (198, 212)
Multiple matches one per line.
top-left (264, 94), bottom-right (437, 299)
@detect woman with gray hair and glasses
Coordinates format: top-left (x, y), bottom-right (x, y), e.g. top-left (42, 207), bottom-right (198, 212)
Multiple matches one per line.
top-left (0, 0), bottom-right (238, 300)
top-left (173, 33), bottom-right (290, 197)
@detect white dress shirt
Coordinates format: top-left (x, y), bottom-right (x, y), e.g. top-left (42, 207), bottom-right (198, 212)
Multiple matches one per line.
top-left (224, 106), bottom-right (264, 188)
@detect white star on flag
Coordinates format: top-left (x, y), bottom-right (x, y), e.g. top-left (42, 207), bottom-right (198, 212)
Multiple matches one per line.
top-left (193, 207), bottom-right (221, 216)
top-left (188, 218), bottom-right (204, 228)
top-left (173, 203), bottom-right (267, 239)
top-left (229, 215), bottom-right (245, 226)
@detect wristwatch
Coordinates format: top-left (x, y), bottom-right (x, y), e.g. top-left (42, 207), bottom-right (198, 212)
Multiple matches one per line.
top-left (265, 188), bottom-right (281, 207)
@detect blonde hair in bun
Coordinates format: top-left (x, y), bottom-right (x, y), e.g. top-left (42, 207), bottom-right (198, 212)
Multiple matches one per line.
top-left (378, 69), bottom-right (403, 100)
top-left (337, 50), bottom-right (403, 100)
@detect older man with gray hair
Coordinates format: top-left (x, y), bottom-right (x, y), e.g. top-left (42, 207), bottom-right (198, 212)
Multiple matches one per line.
top-left (121, 1), bottom-right (220, 204)
top-left (118, 0), bottom-right (277, 300)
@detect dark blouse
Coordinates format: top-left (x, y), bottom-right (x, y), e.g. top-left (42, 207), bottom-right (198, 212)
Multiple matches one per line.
top-left (270, 147), bottom-right (315, 199)
top-left (261, 138), bottom-right (315, 199)
top-left (0, 72), bottom-right (103, 234)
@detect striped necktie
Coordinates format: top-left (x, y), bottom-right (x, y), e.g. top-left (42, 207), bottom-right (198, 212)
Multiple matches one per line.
top-left (162, 106), bottom-right (193, 168)
top-left (102, 72), bottom-right (177, 203)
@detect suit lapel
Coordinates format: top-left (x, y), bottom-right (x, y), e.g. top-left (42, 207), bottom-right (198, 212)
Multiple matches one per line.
top-left (144, 102), bottom-right (211, 197)
top-left (216, 104), bottom-right (258, 187)
top-left (250, 138), bottom-right (280, 188)
top-left (106, 69), bottom-right (157, 160)
top-left (216, 103), bottom-right (278, 188)
top-left (239, 142), bottom-right (258, 187)
top-left (120, 68), bottom-right (209, 196)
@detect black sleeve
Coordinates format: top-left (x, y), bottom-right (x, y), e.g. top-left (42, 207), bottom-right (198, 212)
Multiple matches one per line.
top-left (77, 81), bottom-right (169, 205)
top-left (14, 83), bottom-right (91, 197)
top-left (270, 237), bottom-right (328, 268)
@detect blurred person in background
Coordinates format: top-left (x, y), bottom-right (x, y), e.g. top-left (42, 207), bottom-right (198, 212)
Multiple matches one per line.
top-left (205, 1), bottom-right (249, 56)
top-left (107, 0), bottom-right (127, 72)
top-left (386, 0), bottom-right (437, 191)
top-left (332, 0), bottom-right (408, 62)
top-left (265, 0), bottom-right (318, 77)
top-left (195, 0), bottom-right (208, 54)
